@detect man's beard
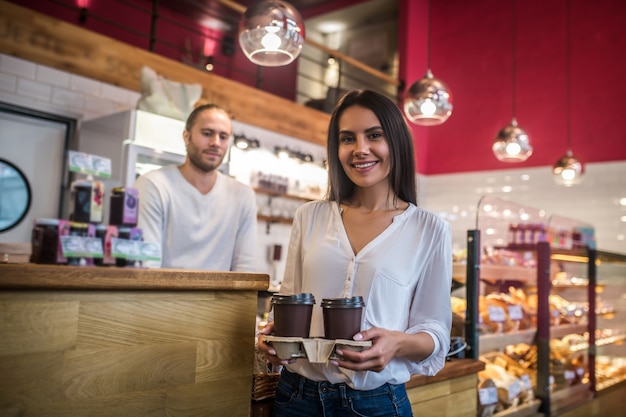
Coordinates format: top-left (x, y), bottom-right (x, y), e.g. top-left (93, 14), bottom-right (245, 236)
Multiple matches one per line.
top-left (187, 144), bottom-right (224, 173)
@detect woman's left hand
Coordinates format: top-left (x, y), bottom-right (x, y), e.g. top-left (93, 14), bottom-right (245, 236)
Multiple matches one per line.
top-left (331, 327), bottom-right (402, 372)
top-left (333, 327), bottom-right (435, 372)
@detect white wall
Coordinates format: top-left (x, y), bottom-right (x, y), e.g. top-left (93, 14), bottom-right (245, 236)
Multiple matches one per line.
top-left (419, 162), bottom-right (626, 255)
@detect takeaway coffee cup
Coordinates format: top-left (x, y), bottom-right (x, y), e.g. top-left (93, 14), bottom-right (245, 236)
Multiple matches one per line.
top-left (271, 293), bottom-right (316, 337)
top-left (321, 296), bottom-right (365, 340)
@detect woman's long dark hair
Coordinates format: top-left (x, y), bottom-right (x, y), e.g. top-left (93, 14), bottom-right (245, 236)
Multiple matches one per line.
top-left (325, 89), bottom-right (417, 205)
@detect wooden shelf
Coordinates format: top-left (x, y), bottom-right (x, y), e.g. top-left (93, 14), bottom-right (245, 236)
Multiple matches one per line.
top-left (480, 264), bottom-right (537, 283)
top-left (452, 263), bottom-right (537, 284)
top-left (254, 188), bottom-right (315, 202)
top-left (257, 214), bottom-right (293, 225)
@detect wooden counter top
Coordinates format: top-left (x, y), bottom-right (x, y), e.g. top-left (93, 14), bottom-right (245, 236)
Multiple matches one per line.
top-left (405, 359), bottom-right (485, 389)
top-left (0, 263), bottom-right (269, 291)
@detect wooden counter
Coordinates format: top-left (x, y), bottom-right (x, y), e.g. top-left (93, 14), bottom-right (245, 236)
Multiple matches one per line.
top-left (0, 263), bottom-right (269, 417)
top-left (406, 359), bottom-right (485, 417)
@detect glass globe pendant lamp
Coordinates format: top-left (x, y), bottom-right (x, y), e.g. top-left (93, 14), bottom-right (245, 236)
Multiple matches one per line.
top-left (492, 0), bottom-right (532, 162)
top-left (552, 0), bottom-right (584, 186)
top-left (492, 118), bottom-right (533, 162)
top-left (553, 149), bottom-right (584, 186)
top-left (403, 0), bottom-right (453, 126)
top-left (404, 69), bottom-right (453, 126)
top-left (238, 0), bottom-right (305, 67)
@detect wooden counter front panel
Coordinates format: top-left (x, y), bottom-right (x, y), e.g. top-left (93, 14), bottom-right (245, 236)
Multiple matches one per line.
top-left (0, 290), bottom-right (257, 416)
top-left (407, 373), bottom-right (477, 417)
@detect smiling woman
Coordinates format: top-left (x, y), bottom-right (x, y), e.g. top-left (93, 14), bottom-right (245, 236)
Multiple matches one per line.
top-left (0, 158), bottom-right (32, 233)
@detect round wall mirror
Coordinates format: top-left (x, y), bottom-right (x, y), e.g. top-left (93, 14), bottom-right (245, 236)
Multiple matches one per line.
top-left (0, 158), bottom-right (32, 232)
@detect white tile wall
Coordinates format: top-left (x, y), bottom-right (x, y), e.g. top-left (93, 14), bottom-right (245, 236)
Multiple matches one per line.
top-left (1, 53), bottom-right (624, 283)
top-left (0, 54), bottom-right (140, 121)
top-left (419, 162), bottom-right (626, 255)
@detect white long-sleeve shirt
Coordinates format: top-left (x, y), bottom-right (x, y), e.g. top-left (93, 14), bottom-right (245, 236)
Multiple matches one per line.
top-left (134, 165), bottom-right (257, 271)
top-left (278, 200), bottom-right (452, 390)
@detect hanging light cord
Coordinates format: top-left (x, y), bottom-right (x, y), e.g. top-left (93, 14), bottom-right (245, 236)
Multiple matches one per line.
top-left (427, 0), bottom-right (431, 71)
top-left (566, 0), bottom-right (572, 152)
top-left (512, 0), bottom-right (517, 119)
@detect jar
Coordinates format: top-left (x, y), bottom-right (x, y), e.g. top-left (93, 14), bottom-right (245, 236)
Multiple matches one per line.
top-left (109, 187), bottom-right (138, 227)
top-left (30, 218), bottom-right (60, 264)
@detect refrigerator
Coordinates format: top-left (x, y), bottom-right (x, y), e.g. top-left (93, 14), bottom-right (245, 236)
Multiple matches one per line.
top-left (78, 109), bottom-right (188, 222)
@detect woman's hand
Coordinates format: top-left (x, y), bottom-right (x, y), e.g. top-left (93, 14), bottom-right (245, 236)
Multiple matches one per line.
top-left (331, 327), bottom-right (434, 372)
top-left (257, 322), bottom-right (295, 367)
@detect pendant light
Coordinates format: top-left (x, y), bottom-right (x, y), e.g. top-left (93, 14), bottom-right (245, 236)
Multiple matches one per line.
top-left (238, 0), bottom-right (305, 67)
top-left (403, 0), bottom-right (453, 126)
top-left (553, 0), bottom-right (584, 186)
top-left (492, 0), bottom-right (532, 162)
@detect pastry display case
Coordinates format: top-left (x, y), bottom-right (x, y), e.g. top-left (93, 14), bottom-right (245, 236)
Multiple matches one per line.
top-left (458, 196), bottom-right (626, 417)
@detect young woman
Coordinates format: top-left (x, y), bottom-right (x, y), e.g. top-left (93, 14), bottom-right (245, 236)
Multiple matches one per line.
top-left (258, 89), bottom-right (452, 416)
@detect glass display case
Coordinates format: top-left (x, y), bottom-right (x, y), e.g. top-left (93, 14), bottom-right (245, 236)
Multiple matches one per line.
top-left (462, 196), bottom-right (617, 417)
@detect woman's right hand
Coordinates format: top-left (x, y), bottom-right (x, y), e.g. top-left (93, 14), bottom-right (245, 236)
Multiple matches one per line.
top-left (257, 322), bottom-right (293, 366)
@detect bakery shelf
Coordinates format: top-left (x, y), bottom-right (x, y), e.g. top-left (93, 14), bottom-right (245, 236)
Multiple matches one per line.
top-left (596, 373), bottom-right (626, 391)
top-left (479, 329), bottom-right (537, 355)
top-left (550, 324), bottom-right (588, 340)
top-left (480, 264), bottom-right (537, 284)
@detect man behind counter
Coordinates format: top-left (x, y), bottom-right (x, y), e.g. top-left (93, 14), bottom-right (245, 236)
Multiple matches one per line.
top-left (134, 103), bottom-right (257, 271)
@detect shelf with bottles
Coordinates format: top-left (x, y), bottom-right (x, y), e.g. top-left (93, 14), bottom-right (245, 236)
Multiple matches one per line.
top-left (254, 184), bottom-right (317, 233)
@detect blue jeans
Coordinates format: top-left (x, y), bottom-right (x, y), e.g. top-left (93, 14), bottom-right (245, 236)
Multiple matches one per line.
top-left (271, 369), bottom-right (414, 417)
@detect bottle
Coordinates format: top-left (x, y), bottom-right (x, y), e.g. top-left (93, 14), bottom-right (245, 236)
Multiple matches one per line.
top-left (109, 187), bottom-right (138, 227)
top-left (70, 178), bottom-right (104, 223)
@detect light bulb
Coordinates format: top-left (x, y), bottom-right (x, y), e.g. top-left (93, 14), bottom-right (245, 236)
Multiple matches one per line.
top-left (261, 31), bottom-right (282, 50)
top-left (561, 168), bottom-right (576, 181)
top-left (505, 142), bottom-right (521, 156)
top-left (419, 100), bottom-right (437, 117)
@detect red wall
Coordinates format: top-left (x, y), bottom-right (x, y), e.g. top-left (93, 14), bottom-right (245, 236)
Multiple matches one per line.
top-left (401, 0), bottom-right (626, 174)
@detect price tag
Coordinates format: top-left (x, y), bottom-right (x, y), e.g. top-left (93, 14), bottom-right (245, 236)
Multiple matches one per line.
top-left (68, 151), bottom-right (112, 178)
top-left (565, 370), bottom-right (576, 381)
top-left (488, 306), bottom-right (506, 322)
top-left (478, 386), bottom-right (498, 405)
top-left (60, 236), bottom-right (103, 258)
top-left (549, 375), bottom-right (555, 385)
top-left (508, 305), bottom-right (524, 321)
top-left (521, 374), bottom-right (532, 390)
top-left (111, 238), bottom-right (161, 261)
top-left (576, 367), bottom-right (585, 376)
top-left (508, 380), bottom-right (522, 400)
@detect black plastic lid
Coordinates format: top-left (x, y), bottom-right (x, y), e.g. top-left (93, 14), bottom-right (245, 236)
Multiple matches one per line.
top-left (321, 296), bottom-right (365, 308)
top-left (271, 293), bottom-right (316, 305)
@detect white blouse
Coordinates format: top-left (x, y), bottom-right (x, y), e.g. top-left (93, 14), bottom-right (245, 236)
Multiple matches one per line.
top-left (278, 200), bottom-right (453, 390)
